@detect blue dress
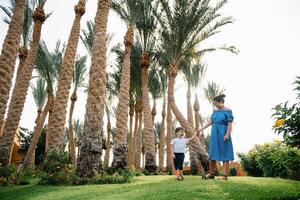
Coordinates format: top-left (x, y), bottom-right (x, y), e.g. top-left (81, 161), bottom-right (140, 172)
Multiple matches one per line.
top-left (209, 109), bottom-right (234, 161)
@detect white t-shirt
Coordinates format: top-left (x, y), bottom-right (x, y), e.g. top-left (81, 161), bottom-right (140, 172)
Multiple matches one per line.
top-left (171, 138), bottom-right (189, 153)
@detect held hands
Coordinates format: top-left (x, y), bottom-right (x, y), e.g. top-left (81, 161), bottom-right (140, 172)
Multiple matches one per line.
top-left (172, 154), bottom-right (176, 159)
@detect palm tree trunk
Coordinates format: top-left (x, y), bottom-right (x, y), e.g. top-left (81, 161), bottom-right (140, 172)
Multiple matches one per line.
top-left (0, 49), bottom-right (27, 140)
top-left (194, 94), bottom-right (204, 141)
top-left (0, 0), bottom-right (25, 127)
top-left (130, 106), bottom-right (139, 166)
top-left (158, 103), bottom-right (166, 172)
top-left (111, 26), bottom-right (134, 171)
top-left (103, 121), bottom-right (111, 168)
top-left (127, 108), bottom-right (134, 165)
top-left (23, 99), bottom-right (50, 169)
top-left (141, 51), bottom-right (157, 173)
top-left (166, 100), bottom-right (173, 174)
top-left (45, 92), bottom-right (54, 152)
top-left (134, 107), bottom-right (143, 170)
top-left (68, 91), bottom-right (77, 167)
top-left (0, 7), bottom-right (45, 165)
top-left (151, 101), bottom-right (157, 123)
top-left (76, 0), bottom-right (111, 178)
top-left (187, 84), bottom-right (199, 174)
top-left (47, 1), bottom-right (85, 151)
top-left (168, 65), bottom-right (209, 173)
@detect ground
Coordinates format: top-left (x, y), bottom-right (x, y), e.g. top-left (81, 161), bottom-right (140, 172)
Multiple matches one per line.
top-left (0, 176), bottom-right (300, 200)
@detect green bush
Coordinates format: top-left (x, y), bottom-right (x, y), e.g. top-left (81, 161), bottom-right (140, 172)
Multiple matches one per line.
top-left (0, 165), bottom-right (23, 187)
top-left (229, 167), bottom-right (237, 176)
top-left (255, 142), bottom-right (300, 180)
top-left (73, 169), bottom-right (134, 185)
top-left (38, 149), bottom-right (75, 185)
top-left (238, 142), bottom-right (300, 180)
top-left (237, 151), bottom-right (263, 177)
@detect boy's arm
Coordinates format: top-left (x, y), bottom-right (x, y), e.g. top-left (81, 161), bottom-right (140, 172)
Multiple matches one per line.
top-left (171, 144), bottom-right (175, 158)
top-left (187, 131), bottom-right (199, 142)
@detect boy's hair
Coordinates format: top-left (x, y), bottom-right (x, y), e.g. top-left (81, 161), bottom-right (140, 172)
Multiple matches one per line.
top-left (175, 127), bottom-right (184, 133)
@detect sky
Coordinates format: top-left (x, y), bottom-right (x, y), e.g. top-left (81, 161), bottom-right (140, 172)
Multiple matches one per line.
top-left (0, 0), bottom-right (300, 161)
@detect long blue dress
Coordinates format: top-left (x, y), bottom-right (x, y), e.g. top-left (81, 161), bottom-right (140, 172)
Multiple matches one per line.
top-left (209, 109), bottom-right (234, 161)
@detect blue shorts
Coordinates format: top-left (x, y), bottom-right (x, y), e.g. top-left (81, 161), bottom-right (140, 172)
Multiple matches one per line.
top-left (173, 153), bottom-right (185, 170)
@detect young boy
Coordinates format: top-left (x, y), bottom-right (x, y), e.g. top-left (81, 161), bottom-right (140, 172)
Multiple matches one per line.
top-left (171, 127), bottom-right (199, 181)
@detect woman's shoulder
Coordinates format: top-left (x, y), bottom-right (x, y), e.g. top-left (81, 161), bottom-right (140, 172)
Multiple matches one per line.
top-left (215, 107), bottom-right (232, 112)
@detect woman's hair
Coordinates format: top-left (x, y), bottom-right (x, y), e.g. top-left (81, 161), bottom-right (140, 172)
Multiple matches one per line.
top-left (213, 94), bottom-right (226, 103)
top-left (175, 127), bottom-right (184, 133)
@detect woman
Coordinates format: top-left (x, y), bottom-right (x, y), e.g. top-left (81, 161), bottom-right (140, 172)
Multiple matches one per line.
top-left (198, 94), bottom-right (234, 180)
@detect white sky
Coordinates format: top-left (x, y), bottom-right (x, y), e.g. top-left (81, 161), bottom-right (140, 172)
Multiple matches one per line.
top-left (0, 0), bottom-right (300, 160)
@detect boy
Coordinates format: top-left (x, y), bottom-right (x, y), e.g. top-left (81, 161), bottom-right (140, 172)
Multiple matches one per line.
top-left (171, 127), bottom-right (199, 181)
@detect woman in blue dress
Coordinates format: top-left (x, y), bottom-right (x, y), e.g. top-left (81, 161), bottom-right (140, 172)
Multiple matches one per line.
top-left (198, 94), bottom-right (234, 180)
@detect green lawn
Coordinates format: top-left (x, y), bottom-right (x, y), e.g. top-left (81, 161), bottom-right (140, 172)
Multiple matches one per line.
top-left (0, 176), bottom-right (299, 200)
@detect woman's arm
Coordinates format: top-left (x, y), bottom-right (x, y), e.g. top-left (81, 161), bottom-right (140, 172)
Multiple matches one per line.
top-left (224, 122), bottom-right (232, 141)
top-left (197, 119), bottom-right (212, 133)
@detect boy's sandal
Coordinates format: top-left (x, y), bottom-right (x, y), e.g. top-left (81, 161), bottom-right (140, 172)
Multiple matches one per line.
top-left (217, 175), bottom-right (228, 181)
top-left (202, 174), bottom-right (215, 179)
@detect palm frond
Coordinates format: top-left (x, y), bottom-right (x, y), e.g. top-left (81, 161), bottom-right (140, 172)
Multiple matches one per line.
top-left (30, 78), bottom-right (47, 109)
top-left (203, 81), bottom-right (225, 104)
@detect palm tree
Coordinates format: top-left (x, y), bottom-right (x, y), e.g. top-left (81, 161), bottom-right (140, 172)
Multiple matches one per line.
top-left (190, 60), bottom-right (206, 136)
top-left (0, 0), bottom-right (25, 127)
top-left (158, 69), bottom-right (167, 172)
top-left (136, 0), bottom-right (158, 173)
top-left (22, 78), bottom-right (47, 169)
top-left (22, 41), bottom-right (63, 169)
top-left (76, 0), bottom-right (112, 178)
top-left (154, 0), bottom-right (238, 173)
top-left (34, 40), bottom-right (64, 152)
top-left (103, 103), bottom-right (112, 168)
top-left (47, 0), bottom-right (86, 152)
top-left (111, 0), bottom-right (142, 171)
top-left (204, 81), bottom-right (225, 106)
top-left (181, 59), bottom-right (207, 174)
top-left (0, 0), bottom-right (48, 165)
top-left (67, 55), bottom-right (87, 167)
top-left (110, 43), bottom-right (142, 167)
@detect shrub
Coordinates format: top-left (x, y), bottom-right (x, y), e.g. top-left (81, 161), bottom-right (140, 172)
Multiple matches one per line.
top-left (73, 169), bottom-right (134, 185)
top-left (229, 167), bottom-right (237, 176)
top-left (38, 149), bottom-right (75, 185)
top-left (255, 142), bottom-right (300, 180)
top-left (0, 165), bottom-right (23, 187)
top-left (237, 150), bottom-right (263, 177)
top-left (238, 142), bottom-right (300, 180)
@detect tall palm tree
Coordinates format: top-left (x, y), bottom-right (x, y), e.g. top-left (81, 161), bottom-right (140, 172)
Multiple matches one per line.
top-left (110, 43), bottom-right (142, 167)
top-left (22, 41), bottom-right (63, 169)
top-left (181, 59), bottom-right (207, 173)
top-left (103, 103), bottom-right (112, 168)
top-left (154, 0), bottom-right (238, 173)
top-left (204, 81), bottom-right (225, 106)
top-left (148, 68), bottom-right (161, 124)
top-left (158, 69), bottom-right (167, 172)
top-left (67, 55), bottom-right (87, 167)
top-left (190, 60), bottom-right (206, 136)
top-left (22, 78), bottom-right (47, 169)
top-left (136, 0), bottom-right (158, 172)
top-left (47, 0), bottom-right (86, 152)
top-left (0, 0), bottom-right (48, 165)
top-left (34, 40), bottom-right (64, 151)
top-left (76, 0), bottom-right (112, 178)
top-left (111, 0), bottom-right (142, 170)
top-left (0, 0), bottom-right (25, 128)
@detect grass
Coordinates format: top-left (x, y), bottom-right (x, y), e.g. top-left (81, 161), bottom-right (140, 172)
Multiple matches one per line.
top-left (0, 176), bottom-right (300, 200)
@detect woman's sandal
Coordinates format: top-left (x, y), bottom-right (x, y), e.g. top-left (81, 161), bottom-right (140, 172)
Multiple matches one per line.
top-left (202, 174), bottom-right (215, 180)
